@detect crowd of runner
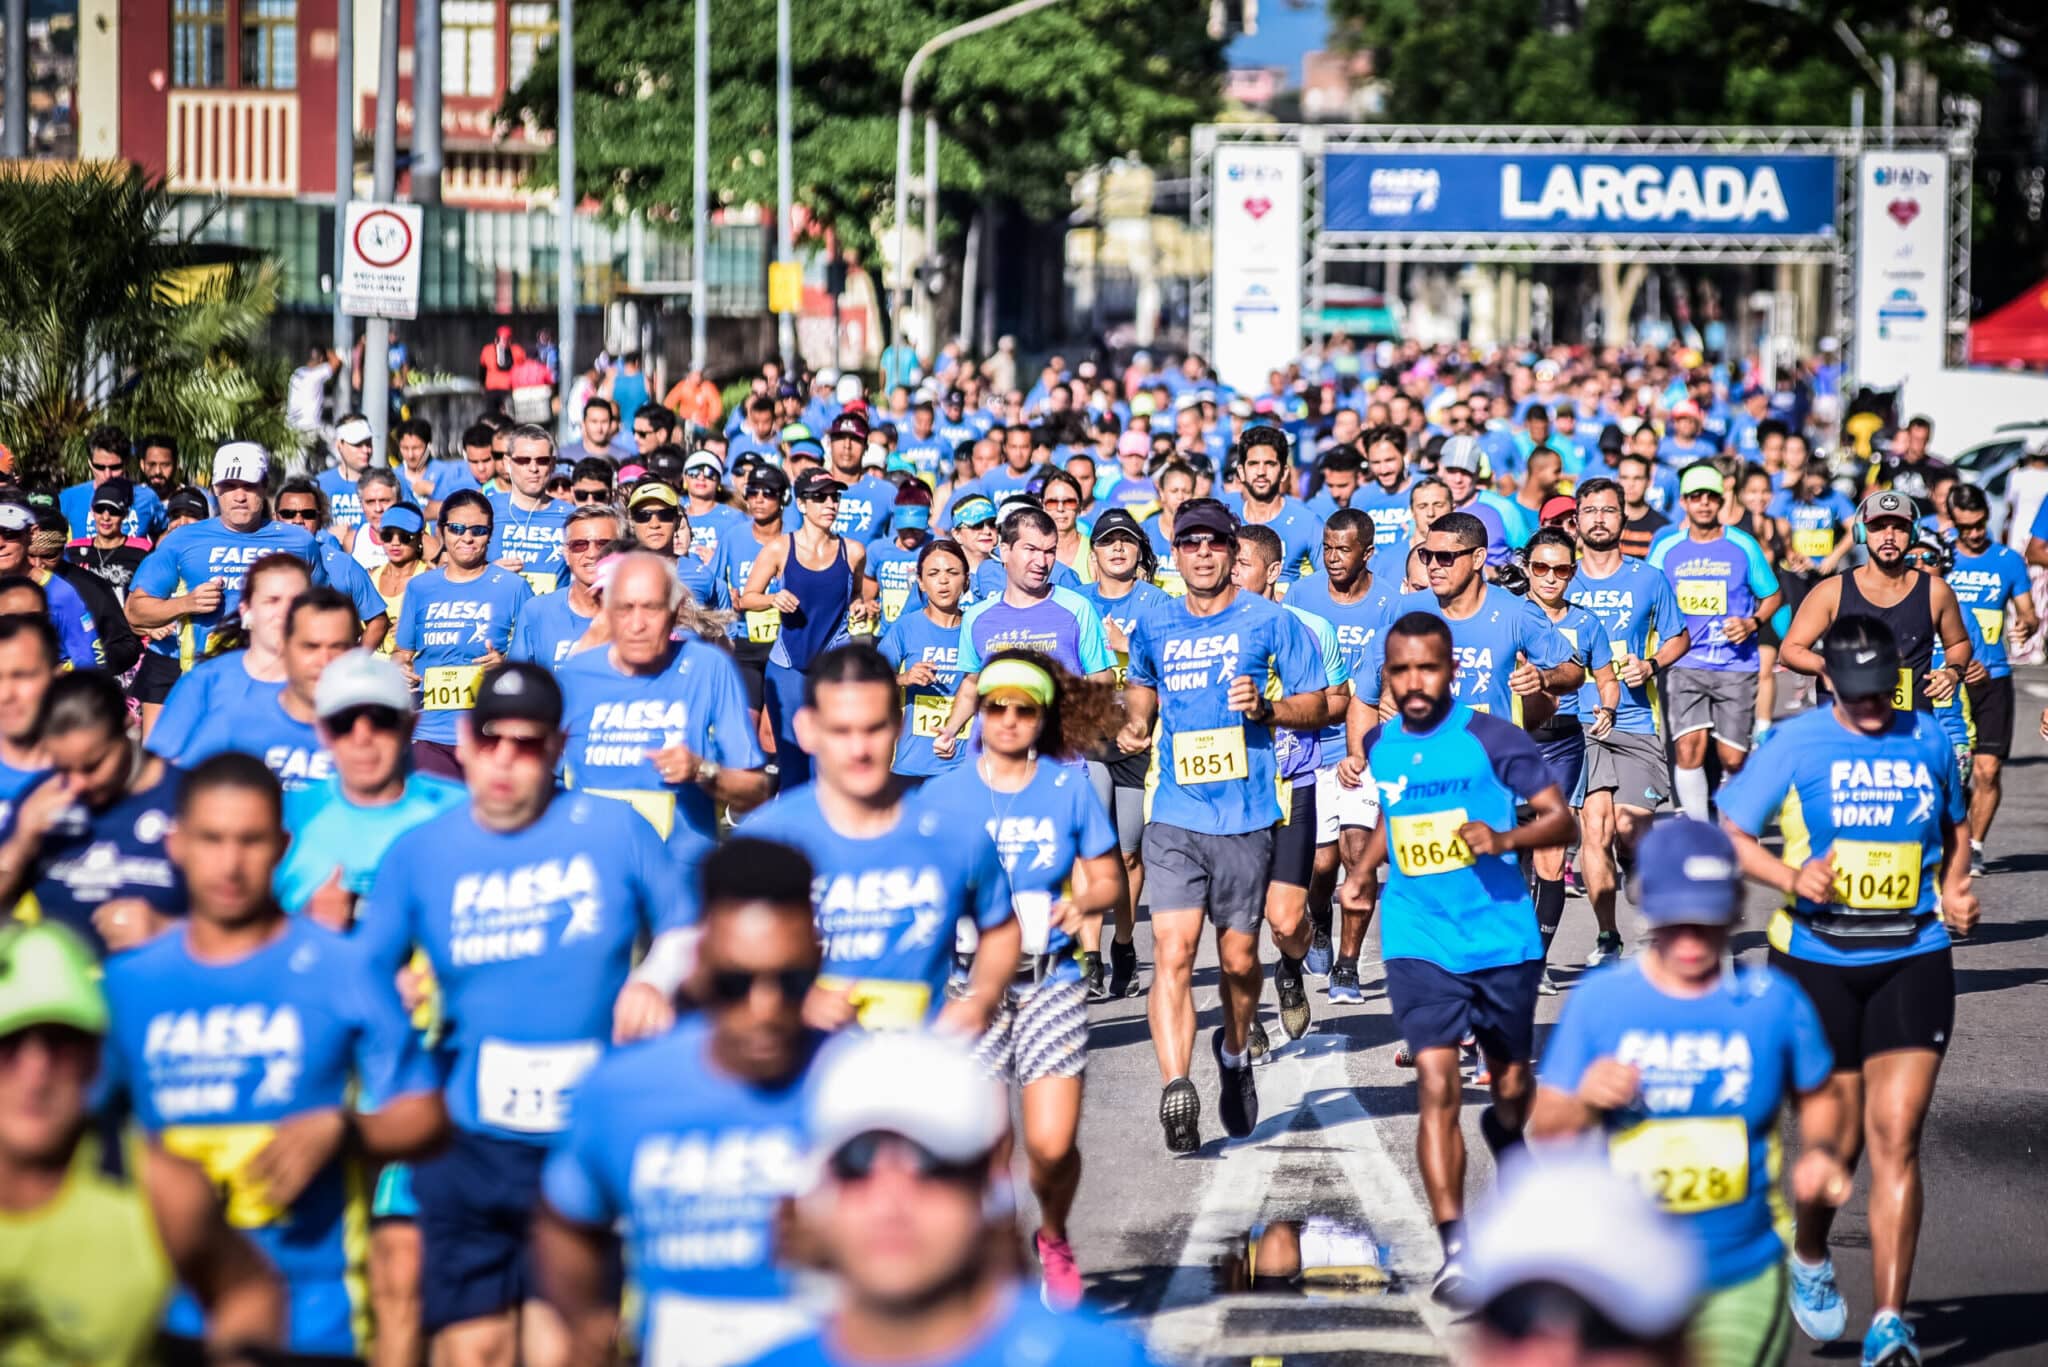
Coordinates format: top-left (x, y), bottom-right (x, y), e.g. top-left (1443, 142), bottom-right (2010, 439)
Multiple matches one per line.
top-left (0, 339), bottom-right (2019, 1367)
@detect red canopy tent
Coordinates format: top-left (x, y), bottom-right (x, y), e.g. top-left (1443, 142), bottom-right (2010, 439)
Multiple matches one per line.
top-left (1970, 278), bottom-right (2048, 366)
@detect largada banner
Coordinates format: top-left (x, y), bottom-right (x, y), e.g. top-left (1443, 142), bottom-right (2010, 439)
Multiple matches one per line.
top-left (1324, 150), bottom-right (1839, 239)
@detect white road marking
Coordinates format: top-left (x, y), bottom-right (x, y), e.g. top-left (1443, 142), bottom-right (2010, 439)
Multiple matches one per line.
top-left (1144, 1033), bottom-right (1454, 1362)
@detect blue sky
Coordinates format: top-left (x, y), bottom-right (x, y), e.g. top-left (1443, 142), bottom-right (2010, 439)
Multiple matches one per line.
top-left (1228, 0), bottom-right (1329, 71)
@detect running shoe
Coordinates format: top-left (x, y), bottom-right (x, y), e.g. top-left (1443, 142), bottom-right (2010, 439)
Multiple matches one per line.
top-left (1861, 1312), bottom-right (1920, 1367)
top-left (1585, 931), bottom-right (1624, 967)
top-left (1788, 1254), bottom-right (1848, 1342)
top-left (1274, 955), bottom-right (1312, 1040)
top-left (1536, 965), bottom-right (1560, 996)
top-left (1430, 1255), bottom-right (1472, 1308)
top-left (1563, 859), bottom-right (1584, 898)
top-left (1469, 1055), bottom-right (1493, 1088)
top-left (1159, 1077), bottom-right (1201, 1154)
top-left (1970, 841), bottom-right (1987, 878)
top-left (1036, 1229), bottom-right (1083, 1312)
top-left (1212, 1027), bottom-right (1259, 1138)
top-left (1109, 937), bottom-right (1141, 998)
top-left (1394, 1042), bottom-right (1415, 1068)
top-left (1327, 964), bottom-right (1364, 1004)
top-left (1304, 925), bottom-right (1334, 977)
top-left (1080, 952), bottom-right (1107, 1002)
top-left (1247, 1018), bottom-right (1270, 1061)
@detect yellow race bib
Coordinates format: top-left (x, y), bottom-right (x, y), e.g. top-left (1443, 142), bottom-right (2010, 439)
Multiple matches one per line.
top-left (520, 570), bottom-right (560, 596)
top-left (1830, 839), bottom-right (1922, 910)
top-left (1891, 668), bottom-right (1914, 712)
top-left (1609, 1116), bottom-right (1748, 1214)
top-left (817, 976), bottom-right (932, 1030)
top-left (909, 694), bottom-right (951, 739)
top-left (586, 787), bottom-right (677, 840)
top-left (162, 1124), bottom-right (285, 1229)
top-left (422, 664), bottom-right (484, 711)
top-left (1792, 528), bottom-right (1835, 560)
top-left (745, 609), bottom-right (781, 644)
top-left (1675, 578), bottom-right (1728, 617)
top-left (1388, 809), bottom-right (1476, 877)
top-left (1173, 726), bottom-right (1249, 785)
top-left (881, 586), bottom-right (910, 622)
top-left (1972, 608), bottom-right (2005, 646)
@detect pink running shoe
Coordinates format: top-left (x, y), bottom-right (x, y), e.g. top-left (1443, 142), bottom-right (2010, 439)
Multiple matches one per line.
top-left (1036, 1228), bottom-right (1083, 1311)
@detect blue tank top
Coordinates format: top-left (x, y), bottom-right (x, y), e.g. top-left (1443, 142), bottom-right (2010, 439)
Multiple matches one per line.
top-left (774, 534), bottom-right (851, 671)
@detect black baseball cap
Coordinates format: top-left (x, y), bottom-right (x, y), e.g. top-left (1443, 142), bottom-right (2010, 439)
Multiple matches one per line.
top-left (1597, 425), bottom-right (1625, 454)
top-left (645, 449), bottom-right (687, 484)
top-left (91, 477), bottom-right (135, 514)
top-left (470, 662), bottom-right (564, 733)
top-left (1819, 616), bottom-right (1901, 702)
top-left (745, 466), bottom-right (792, 501)
top-left (164, 488), bottom-right (211, 521)
top-left (795, 469), bottom-right (843, 503)
top-left (1172, 497), bottom-right (1238, 542)
top-left (1091, 507), bottom-right (1147, 547)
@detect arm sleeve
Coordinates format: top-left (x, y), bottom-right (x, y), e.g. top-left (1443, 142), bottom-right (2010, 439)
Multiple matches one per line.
top-left (1734, 528), bottom-right (1781, 598)
top-left (1583, 617), bottom-right (1613, 674)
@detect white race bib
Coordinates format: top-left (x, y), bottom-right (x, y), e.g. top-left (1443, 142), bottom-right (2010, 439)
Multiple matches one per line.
top-left (645, 1293), bottom-right (822, 1367)
top-left (475, 1038), bottom-right (601, 1134)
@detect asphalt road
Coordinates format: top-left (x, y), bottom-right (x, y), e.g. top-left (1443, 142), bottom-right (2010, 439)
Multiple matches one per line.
top-left (1043, 681), bottom-right (2048, 1366)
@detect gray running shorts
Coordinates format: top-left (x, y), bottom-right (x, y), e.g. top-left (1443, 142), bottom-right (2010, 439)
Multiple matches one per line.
top-left (1665, 667), bottom-right (1758, 751)
top-left (1140, 822), bottom-right (1272, 935)
top-left (1086, 760), bottom-right (1146, 856)
top-left (1584, 727), bottom-right (1674, 814)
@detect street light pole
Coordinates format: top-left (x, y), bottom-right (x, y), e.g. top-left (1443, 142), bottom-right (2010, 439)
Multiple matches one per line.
top-left (775, 0), bottom-right (794, 366)
top-left (333, 0), bottom-right (355, 414)
top-left (691, 0), bottom-right (709, 373)
top-left (361, 0), bottom-right (400, 458)
top-left (557, 0), bottom-right (577, 437)
top-left (893, 0), bottom-right (1067, 369)
top-left (413, 0), bottom-right (442, 205)
top-left (4, 0), bottom-right (27, 158)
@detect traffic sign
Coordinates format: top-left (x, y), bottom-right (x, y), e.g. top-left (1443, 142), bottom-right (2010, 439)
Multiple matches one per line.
top-left (339, 201), bottom-right (424, 320)
top-left (768, 260), bottom-right (803, 314)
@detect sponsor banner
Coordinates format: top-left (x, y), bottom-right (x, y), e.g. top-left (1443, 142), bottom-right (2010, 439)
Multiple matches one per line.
top-left (1323, 151), bottom-right (1838, 240)
top-left (1211, 144), bottom-right (1304, 392)
top-left (1853, 150), bottom-right (1948, 390)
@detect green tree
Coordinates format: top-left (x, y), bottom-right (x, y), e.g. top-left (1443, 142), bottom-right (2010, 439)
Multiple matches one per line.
top-left (505, 0), bottom-right (1222, 258)
top-left (0, 165), bottom-right (300, 489)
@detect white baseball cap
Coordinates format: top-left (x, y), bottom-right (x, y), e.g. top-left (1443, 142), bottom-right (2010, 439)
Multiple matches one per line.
top-left (805, 1031), bottom-right (1008, 1186)
top-left (334, 417), bottom-right (375, 445)
top-left (835, 374), bottom-right (865, 405)
top-left (860, 445), bottom-right (888, 470)
top-left (682, 450), bottom-right (724, 476)
top-left (1464, 1155), bottom-right (1705, 1337)
top-left (211, 441), bottom-right (270, 487)
top-left (313, 649), bottom-right (414, 720)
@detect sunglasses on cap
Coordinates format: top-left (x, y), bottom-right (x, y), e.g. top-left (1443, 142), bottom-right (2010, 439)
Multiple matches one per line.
top-left (704, 967), bottom-right (817, 1006)
top-left (630, 506), bottom-right (680, 524)
top-left (325, 704), bottom-right (406, 734)
top-left (826, 1131), bottom-right (986, 1188)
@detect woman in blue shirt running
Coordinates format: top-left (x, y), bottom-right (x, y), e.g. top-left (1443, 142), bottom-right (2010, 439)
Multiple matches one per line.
top-left (877, 539), bottom-right (971, 782)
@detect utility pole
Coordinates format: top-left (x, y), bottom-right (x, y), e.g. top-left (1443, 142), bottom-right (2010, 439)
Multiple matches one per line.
top-left (4, 0), bottom-right (27, 158)
top-left (332, 0), bottom-right (355, 414)
top-left (361, 0), bottom-right (400, 458)
top-left (413, 0), bottom-right (443, 205)
top-left (893, 0), bottom-right (1067, 368)
top-left (923, 113), bottom-right (938, 360)
top-left (775, 0), bottom-right (794, 366)
top-left (691, 0), bottom-right (709, 372)
top-left (558, 0), bottom-right (577, 437)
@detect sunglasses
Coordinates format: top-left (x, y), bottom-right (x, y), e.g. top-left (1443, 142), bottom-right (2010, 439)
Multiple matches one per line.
top-left (980, 699), bottom-right (1042, 720)
top-left (326, 704), bottom-right (405, 734)
top-left (631, 506), bottom-right (680, 524)
top-left (546, 478), bottom-right (573, 493)
top-left (1417, 547), bottom-right (1473, 566)
top-left (1174, 534), bottom-right (1227, 551)
top-left (508, 456), bottom-right (552, 468)
top-left (379, 526), bottom-right (420, 542)
top-left (1952, 517), bottom-right (1988, 532)
top-left (633, 426), bottom-right (656, 438)
top-left (1042, 496), bottom-right (1080, 510)
top-left (277, 506), bottom-right (320, 522)
top-left (473, 730), bottom-right (551, 757)
top-left (442, 521), bottom-right (491, 538)
top-left (563, 537), bottom-right (607, 554)
top-left (826, 1131), bottom-right (985, 1188)
top-left (90, 461), bottom-right (124, 474)
top-left (705, 967), bottom-right (817, 1005)
top-left (571, 488), bottom-right (611, 503)
top-left (801, 491), bottom-right (843, 504)
top-left (1529, 562), bottom-right (1574, 578)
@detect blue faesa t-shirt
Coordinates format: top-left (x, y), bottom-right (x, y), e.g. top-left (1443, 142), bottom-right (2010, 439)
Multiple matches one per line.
top-left (173, 691), bottom-right (333, 794)
top-left (682, 500), bottom-right (749, 565)
top-left (921, 759), bottom-right (1116, 981)
top-left (831, 474), bottom-right (899, 541)
top-left (1283, 572), bottom-right (1399, 759)
top-left (543, 1018), bottom-right (817, 1332)
top-left (1386, 586), bottom-right (1573, 722)
top-left (1566, 557), bottom-right (1687, 734)
top-left (1276, 604), bottom-right (1347, 781)
top-left (314, 532), bottom-right (390, 632)
top-left (1126, 590), bottom-right (1324, 837)
top-left (276, 772), bottom-right (468, 908)
top-left (1541, 602), bottom-right (1613, 720)
top-left (1350, 482), bottom-right (1415, 549)
top-left (507, 586), bottom-right (596, 667)
top-left (101, 917), bottom-right (437, 1355)
top-left (316, 467), bottom-right (418, 539)
top-left (1237, 497), bottom-right (1325, 585)
top-left (1365, 704), bottom-right (1560, 973)
top-left (1718, 705), bottom-right (1963, 968)
top-left (130, 517), bottom-right (328, 664)
top-left (709, 528), bottom-right (782, 647)
top-left (146, 653), bottom-right (281, 765)
top-left (957, 585), bottom-right (1115, 679)
top-left (739, 784), bottom-right (1010, 1027)
top-left (396, 565), bottom-right (533, 744)
top-left (2, 765), bottom-right (185, 956)
top-left (1946, 544), bottom-right (2029, 678)
top-left (877, 608), bottom-right (967, 778)
top-left (1539, 960), bottom-right (1833, 1291)
top-left (485, 492), bottom-right (571, 595)
top-left (1647, 526), bottom-right (1779, 672)
top-left (557, 639), bottom-right (765, 849)
top-left (864, 534), bottom-right (927, 625)
top-left (59, 478), bottom-right (166, 542)
top-left (750, 1291), bottom-right (1162, 1367)
top-left (358, 790), bottom-right (685, 1142)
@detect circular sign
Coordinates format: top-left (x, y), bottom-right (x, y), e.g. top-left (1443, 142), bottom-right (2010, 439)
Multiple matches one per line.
top-left (352, 208), bottom-right (414, 271)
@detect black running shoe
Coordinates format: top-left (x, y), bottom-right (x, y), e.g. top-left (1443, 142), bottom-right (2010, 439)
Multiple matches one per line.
top-left (1211, 1027), bottom-right (1259, 1138)
top-left (1109, 937), bottom-right (1141, 998)
top-left (1081, 951), bottom-right (1108, 1002)
top-left (1274, 955), bottom-right (1312, 1040)
top-left (1159, 1077), bottom-right (1200, 1154)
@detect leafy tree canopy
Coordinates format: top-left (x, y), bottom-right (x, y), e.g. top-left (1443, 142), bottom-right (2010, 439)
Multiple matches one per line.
top-left (506, 0), bottom-right (1224, 257)
top-left (0, 165), bottom-right (298, 489)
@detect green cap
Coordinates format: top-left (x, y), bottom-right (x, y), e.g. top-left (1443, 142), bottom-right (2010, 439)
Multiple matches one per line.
top-left (0, 922), bottom-right (109, 1038)
top-left (1679, 465), bottom-right (1725, 497)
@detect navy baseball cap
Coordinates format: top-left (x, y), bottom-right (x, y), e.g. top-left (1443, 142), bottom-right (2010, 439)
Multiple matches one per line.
top-left (1635, 819), bottom-right (1742, 927)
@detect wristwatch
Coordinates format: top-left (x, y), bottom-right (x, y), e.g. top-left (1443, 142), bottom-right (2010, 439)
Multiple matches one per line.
top-left (695, 758), bottom-right (721, 786)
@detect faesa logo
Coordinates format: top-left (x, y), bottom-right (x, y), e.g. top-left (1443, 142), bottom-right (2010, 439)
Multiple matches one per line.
top-left (1367, 167), bottom-right (1441, 216)
top-left (1872, 165), bottom-right (1933, 188)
